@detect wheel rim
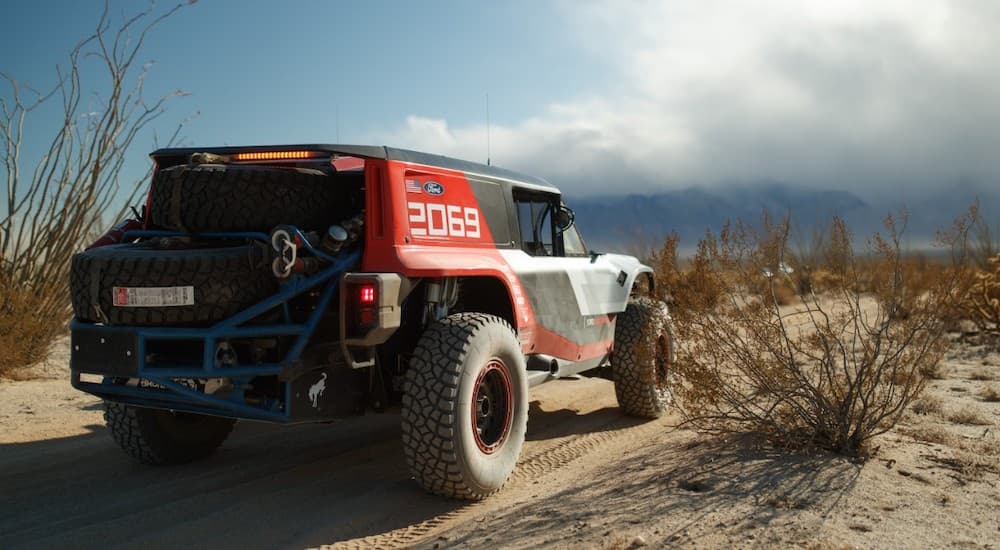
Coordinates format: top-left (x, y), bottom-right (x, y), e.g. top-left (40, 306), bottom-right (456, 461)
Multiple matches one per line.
top-left (471, 359), bottom-right (514, 454)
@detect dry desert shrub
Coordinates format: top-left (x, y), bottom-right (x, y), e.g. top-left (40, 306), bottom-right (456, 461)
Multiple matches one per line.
top-left (919, 360), bottom-right (948, 380)
top-left (899, 424), bottom-right (1000, 478)
top-left (650, 231), bottom-right (722, 313)
top-left (660, 211), bottom-right (974, 454)
top-left (948, 451), bottom-right (1000, 479)
top-left (969, 369), bottom-right (995, 381)
top-left (0, 3), bottom-right (190, 377)
top-left (900, 425), bottom-right (957, 446)
top-left (910, 395), bottom-right (944, 416)
top-left (970, 207), bottom-right (1000, 271)
top-left (980, 385), bottom-right (1000, 402)
top-left (0, 275), bottom-right (64, 377)
top-left (808, 269), bottom-right (846, 294)
top-left (946, 406), bottom-right (993, 426)
top-left (960, 254), bottom-right (1000, 333)
top-left (748, 272), bottom-right (800, 306)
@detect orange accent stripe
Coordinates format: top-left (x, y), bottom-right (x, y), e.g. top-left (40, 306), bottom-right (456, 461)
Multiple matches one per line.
top-left (533, 325), bottom-right (613, 361)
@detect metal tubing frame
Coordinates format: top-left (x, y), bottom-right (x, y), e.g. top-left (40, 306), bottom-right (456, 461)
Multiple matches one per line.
top-left (72, 229), bottom-right (362, 423)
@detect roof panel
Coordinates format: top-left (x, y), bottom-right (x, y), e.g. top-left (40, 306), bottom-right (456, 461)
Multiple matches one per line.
top-left (149, 144), bottom-right (560, 194)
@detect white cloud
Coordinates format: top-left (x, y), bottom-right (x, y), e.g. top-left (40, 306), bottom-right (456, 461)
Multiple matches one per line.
top-left (378, 0), bottom-right (1000, 198)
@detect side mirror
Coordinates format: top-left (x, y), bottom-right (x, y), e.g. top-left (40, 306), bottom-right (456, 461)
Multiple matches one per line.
top-left (554, 205), bottom-right (575, 234)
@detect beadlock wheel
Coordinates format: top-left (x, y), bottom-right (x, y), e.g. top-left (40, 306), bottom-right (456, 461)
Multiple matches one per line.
top-left (472, 359), bottom-right (514, 454)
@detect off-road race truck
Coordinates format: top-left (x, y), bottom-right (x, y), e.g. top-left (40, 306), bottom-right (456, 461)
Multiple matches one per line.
top-left (69, 145), bottom-right (673, 500)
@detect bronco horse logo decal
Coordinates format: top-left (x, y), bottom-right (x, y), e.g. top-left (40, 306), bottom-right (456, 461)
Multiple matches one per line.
top-left (308, 372), bottom-right (327, 409)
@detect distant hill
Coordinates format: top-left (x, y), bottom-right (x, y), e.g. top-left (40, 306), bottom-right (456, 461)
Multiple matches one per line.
top-left (568, 182), bottom-right (999, 255)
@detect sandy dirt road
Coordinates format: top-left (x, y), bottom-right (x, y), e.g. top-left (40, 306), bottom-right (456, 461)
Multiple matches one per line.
top-left (2, 336), bottom-right (999, 549)
top-left (0, 375), bottom-right (665, 549)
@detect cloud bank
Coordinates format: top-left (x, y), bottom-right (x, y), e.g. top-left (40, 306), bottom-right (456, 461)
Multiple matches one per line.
top-left (379, 0), bottom-right (1000, 198)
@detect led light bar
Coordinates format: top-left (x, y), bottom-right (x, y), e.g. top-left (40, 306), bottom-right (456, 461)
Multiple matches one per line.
top-left (232, 150), bottom-right (322, 161)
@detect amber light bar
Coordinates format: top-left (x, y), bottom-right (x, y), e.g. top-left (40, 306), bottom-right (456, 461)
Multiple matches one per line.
top-left (232, 150), bottom-right (323, 161)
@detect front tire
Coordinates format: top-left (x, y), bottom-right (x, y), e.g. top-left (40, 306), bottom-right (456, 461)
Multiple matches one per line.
top-left (612, 299), bottom-right (674, 419)
top-left (104, 402), bottom-right (236, 465)
top-left (401, 313), bottom-right (528, 500)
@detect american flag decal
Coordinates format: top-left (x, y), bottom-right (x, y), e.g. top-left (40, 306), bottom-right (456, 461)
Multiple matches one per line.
top-left (405, 179), bottom-right (422, 193)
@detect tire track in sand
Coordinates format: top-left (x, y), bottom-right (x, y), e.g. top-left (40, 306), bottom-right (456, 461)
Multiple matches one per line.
top-left (325, 408), bottom-right (669, 549)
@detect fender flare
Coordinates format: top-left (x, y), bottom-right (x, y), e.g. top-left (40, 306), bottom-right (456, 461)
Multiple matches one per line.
top-left (599, 253), bottom-right (656, 313)
top-left (627, 265), bottom-right (656, 297)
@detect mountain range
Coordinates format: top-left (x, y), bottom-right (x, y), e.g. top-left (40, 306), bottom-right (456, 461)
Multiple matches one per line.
top-left (569, 182), bottom-right (1000, 255)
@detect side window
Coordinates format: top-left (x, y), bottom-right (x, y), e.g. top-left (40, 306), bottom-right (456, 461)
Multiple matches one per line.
top-left (514, 194), bottom-right (556, 256)
top-left (562, 224), bottom-right (588, 257)
top-left (516, 201), bottom-right (535, 253)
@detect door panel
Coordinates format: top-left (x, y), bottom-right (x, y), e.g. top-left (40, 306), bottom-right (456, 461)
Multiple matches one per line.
top-left (499, 250), bottom-right (621, 360)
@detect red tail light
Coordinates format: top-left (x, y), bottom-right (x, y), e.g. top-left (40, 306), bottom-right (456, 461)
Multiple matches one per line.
top-left (360, 285), bottom-right (376, 304)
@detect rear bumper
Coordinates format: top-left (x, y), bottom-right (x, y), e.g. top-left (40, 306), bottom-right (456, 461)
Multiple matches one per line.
top-left (70, 247), bottom-right (364, 423)
top-left (71, 319), bottom-right (293, 422)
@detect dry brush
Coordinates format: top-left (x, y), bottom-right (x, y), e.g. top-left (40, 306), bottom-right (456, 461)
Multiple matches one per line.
top-left (0, 2), bottom-right (192, 376)
top-left (659, 211), bottom-right (974, 455)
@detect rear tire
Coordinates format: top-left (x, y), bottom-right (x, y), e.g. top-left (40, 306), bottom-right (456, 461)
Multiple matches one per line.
top-left (401, 313), bottom-right (528, 500)
top-left (104, 402), bottom-right (235, 465)
top-left (612, 298), bottom-right (674, 419)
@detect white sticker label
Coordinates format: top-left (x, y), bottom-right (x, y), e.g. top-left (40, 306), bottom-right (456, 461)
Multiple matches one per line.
top-left (112, 286), bottom-right (195, 307)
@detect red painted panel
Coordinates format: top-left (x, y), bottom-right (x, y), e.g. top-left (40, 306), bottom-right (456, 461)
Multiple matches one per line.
top-left (533, 325), bottom-right (613, 362)
top-left (362, 160), bottom-right (538, 351)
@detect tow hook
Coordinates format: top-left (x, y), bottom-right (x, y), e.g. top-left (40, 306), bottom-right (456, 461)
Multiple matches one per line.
top-left (270, 226), bottom-right (298, 278)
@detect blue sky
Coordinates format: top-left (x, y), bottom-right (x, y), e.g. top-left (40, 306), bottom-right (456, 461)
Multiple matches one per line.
top-left (1, 1), bottom-right (597, 165)
top-left (4, 1), bottom-right (1000, 201)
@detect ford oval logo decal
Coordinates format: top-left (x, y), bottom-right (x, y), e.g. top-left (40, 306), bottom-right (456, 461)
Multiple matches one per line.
top-left (423, 181), bottom-right (445, 195)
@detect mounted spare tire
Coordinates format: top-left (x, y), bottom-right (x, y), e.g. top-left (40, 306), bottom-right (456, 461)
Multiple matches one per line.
top-left (149, 163), bottom-right (344, 232)
top-left (70, 240), bottom-right (275, 326)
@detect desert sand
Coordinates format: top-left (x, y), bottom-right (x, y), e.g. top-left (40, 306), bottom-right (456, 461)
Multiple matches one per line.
top-left (1, 335), bottom-right (998, 549)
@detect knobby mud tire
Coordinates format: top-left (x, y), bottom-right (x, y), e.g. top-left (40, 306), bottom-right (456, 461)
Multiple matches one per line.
top-left (149, 163), bottom-right (341, 233)
top-left (612, 298), bottom-right (675, 419)
top-left (104, 401), bottom-right (236, 465)
top-left (401, 313), bottom-right (528, 500)
top-left (70, 241), bottom-right (274, 326)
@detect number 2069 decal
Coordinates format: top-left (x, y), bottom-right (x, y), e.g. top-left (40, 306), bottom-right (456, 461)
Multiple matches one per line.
top-left (408, 201), bottom-right (481, 239)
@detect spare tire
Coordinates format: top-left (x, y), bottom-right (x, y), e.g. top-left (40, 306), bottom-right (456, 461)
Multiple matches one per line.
top-left (70, 241), bottom-right (276, 326)
top-left (149, 164), bottom-right (346, 233)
